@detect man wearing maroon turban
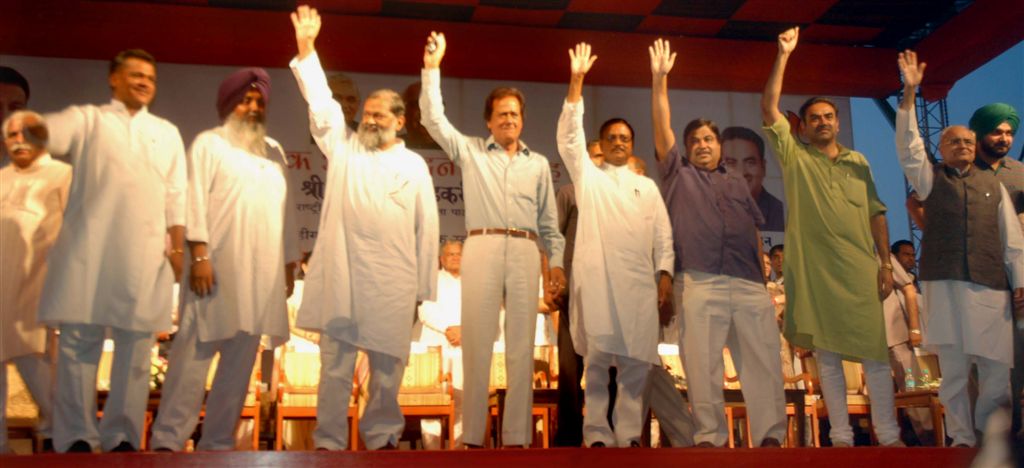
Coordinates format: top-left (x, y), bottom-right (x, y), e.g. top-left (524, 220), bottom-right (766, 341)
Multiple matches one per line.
top-left (150, 67), bottom-right (301, 451)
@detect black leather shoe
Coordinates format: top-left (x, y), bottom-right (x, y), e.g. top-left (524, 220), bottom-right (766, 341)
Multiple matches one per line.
top-left (589, 441), bottom-right (606, 448)
top-left (760, 437), bottom-right (782, 448)
top-left (40, 438), bottom-right (55, 453)
top-left (464, 443), bottom-right (485, 449)
top-left (152, 447), bottom-right (174, 452)
top-left (110, 441), bottom-right (137, 452)
top-left (696, 441), bottom-right (716, 448)
top-left (66, 440), bottom-right (93, 453)
top-left (629, 440), bottom-right (641, 448)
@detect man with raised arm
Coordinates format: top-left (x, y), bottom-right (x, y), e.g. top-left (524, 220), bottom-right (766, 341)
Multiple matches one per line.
top-left (895, 50), bottom-right (1024, 447)
top-left (556, 43), bottom-right (673, 447)
top-left (288, 6), bottom-right (439, 450)
top-left (40, 48), bottom-right (187, 453)
top-left (419, 32), bottom-right (565, 448)
top-left (149, 68), bottom-right (301, 451)
top-left (652, 39), bottom-right (786, 448)
top-left (761, 27), bottom-right (901, 447)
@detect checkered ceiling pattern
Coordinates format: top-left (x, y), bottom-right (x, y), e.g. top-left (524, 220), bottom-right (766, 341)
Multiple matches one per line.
top-left (174, 0), bottom-right (966, 49)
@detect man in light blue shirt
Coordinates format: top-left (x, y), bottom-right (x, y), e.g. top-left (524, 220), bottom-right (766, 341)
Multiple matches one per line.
top-left (420, 31), bottom-right (565, 448)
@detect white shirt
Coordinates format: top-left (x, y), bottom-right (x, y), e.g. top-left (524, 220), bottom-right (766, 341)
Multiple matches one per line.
top-left (291, 52), bottom-right (440, 361)
top-left (556, 100), bottom-right (674, 364)
top-left (183, 128), bottom-right (301, 346)
top-left (0, 154), bottom-right (71, 360)
top-left (40, 99), bottom-right (187, 332)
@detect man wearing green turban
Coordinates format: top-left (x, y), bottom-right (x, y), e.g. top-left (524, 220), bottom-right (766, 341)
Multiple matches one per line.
top-left (971, 102), bottom-right (1024, 436)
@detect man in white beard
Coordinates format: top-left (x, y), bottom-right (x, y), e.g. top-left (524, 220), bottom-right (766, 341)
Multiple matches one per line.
top-left (289, 6), bottom-right (439, 450)
top-left (149, 68), bottom-right (300, 451)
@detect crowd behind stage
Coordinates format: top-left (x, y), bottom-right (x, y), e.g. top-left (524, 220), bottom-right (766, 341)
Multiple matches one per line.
top-left (2, 5), bottom-right (1022, 456)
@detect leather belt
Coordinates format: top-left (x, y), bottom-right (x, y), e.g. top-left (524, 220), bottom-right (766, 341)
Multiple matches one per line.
top-left (467, 228), bottom-right (538, 241)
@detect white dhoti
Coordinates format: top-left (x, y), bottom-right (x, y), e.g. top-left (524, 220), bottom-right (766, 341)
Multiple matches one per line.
top-left (149, 307), bottom-right (261, 451)
top-left (583, 343), bottom-right (651, 447)
top-left (461, 234), bottom-right (540, 447)
top-left (54, 324), bottom-right (154, 452)
top-left (923, 279), bottom-right (1013, 447)
top-left (680, 270), bottom-right (787, 447)
top-left (313, 334), bottom-right (405, 450)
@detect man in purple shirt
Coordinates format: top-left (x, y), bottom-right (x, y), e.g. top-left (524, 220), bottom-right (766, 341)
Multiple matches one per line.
top-left (650, 39), bottom-right (786, 448)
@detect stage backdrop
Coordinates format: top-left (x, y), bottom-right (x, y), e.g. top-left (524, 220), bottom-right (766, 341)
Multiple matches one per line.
top-left (2, 54), bottom-right (856, 254)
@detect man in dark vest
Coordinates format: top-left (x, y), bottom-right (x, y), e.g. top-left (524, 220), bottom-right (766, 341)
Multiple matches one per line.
top-left (896, 51), bottom-right (1024, 448)
top-left (969, 102), bottom-right (1024, 436)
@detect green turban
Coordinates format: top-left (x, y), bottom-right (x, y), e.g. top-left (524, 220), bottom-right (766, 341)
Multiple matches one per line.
top-left (969, 103), bottom-right (1019, 137)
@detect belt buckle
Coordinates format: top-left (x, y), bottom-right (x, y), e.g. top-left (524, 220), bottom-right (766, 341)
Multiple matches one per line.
top-left (507, 228), bottom-right (526, 238)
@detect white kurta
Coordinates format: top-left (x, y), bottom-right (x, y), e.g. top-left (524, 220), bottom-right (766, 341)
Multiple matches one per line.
top-left (184, 128), bottom-right (300, 346)
top-left (556, 100), bottom-right (674, 365)
top-left (895, 107), bottom-right (1024, 365)
top-left (881, 253), bottom-right (914, 347)
top-left (291, 52), bottom-right (439, 362)
top-left (0, 154), bottom-right (71, 361)
top-left (40, 100), bottom-right (187, 332)
top-left (418, 269), bottom-right (461, 346)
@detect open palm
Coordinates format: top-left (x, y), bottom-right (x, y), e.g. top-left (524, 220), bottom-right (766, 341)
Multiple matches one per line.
top-left (649, 38), bottom-right (677, 77)
top-left (569, 42), bottom-right (597, 76)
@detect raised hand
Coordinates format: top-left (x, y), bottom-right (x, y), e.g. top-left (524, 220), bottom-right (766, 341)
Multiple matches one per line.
top-left (291, 5), bottom-right (322, 59)
top-left (423, 31), bottom-right (447, 69)
top-left (569, 42), bottom-right (597, 77)
top-left (778, 27), bottom-right (799, 55)
top-left (897, 49), bottom-right (927, 89)
top-left (649, 38), bottom-right (677, 78)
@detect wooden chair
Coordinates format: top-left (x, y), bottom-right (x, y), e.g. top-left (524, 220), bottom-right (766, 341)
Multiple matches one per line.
top-left (487, 348), bottom-right (552, 448)
top-left (399, 344), bottom-right (455, 449)
top-left (893, 352), bottom-right (945, 446)
top-left (275, 344), bottom-right (361, 450)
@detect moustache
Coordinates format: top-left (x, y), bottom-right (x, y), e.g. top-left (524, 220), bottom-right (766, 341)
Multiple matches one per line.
top-left (815, 125), bottom-right (832, 132)
top-left (8, 143), bottom-right (33, 153)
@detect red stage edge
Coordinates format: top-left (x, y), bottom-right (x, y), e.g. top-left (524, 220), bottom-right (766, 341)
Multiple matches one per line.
top-left (0, 447), bottom-right (979, 468)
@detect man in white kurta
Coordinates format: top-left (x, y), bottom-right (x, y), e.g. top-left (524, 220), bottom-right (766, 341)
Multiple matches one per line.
top-left (418, 240), bottom-right (464, 449)
top-left (896, 51), bottom-right (1024, 447)
top-left (557, 44), bottom-right (675, 447)
top-left (149, 68), bottom-right (300, 451)
top-left (289, 7), bottom-right (439, 450)
top-left (40, 49), bottom-right (187, 453)
top-left (0, 111), bottom-right (70, 453)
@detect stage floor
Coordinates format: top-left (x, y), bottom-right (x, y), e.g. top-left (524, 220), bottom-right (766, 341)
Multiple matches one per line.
top-left (0, 447), bottom-right (979, 468)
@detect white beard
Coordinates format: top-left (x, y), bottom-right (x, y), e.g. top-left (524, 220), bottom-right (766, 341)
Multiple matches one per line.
top-left (223, 114), bottom-right (267, 157)
top-left (357, 122), bottom-right (398, 150)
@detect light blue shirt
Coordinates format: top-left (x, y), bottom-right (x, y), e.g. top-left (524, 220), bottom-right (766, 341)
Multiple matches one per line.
top-left (420, 68), bottom-right (565, 268)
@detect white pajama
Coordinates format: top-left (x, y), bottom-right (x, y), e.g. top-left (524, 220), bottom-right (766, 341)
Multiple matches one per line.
top-left (816, 349), bottom-right (900, 445)
top-left (460, 234), bottom-right (540, 447)
top-left (54, 323), bottom-right (154, 452)
top-left (149, 307), bottom-right (261, 451)
top-left (583, 344), bottom-right (651, 447)
top-left (313, 334), bottom-right (405, 450)
top-left (0, 353), bottom-right (54, 452)
top-left (680, 270), bottom-right (786, 447)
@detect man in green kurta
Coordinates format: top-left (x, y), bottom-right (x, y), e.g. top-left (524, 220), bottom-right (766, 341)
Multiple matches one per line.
top-left (760, 26), bottom-right (902, 447)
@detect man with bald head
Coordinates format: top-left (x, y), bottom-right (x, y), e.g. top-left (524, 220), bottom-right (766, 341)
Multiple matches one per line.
top-left (896, 51), bottom-right (1024, 447)
top-left (289, 6), bottom-right (439, 450)
top-left (149, 68), bottom-right (301, 451)
top-left (0, 111), bottom-right (70, 453)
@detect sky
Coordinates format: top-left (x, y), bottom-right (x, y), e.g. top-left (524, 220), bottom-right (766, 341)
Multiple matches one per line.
top-left (850, 42), bottom-right (1024, 245)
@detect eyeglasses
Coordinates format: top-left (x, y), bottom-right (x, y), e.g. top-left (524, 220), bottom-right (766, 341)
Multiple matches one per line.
top-left (942, 137), bottom-right (975, 147)
top-left (604, 134), bottom-right (632, 144)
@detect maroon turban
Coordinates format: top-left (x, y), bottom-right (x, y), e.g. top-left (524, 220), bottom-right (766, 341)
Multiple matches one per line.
top-left (217, 67), bottom-right (270, 120)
